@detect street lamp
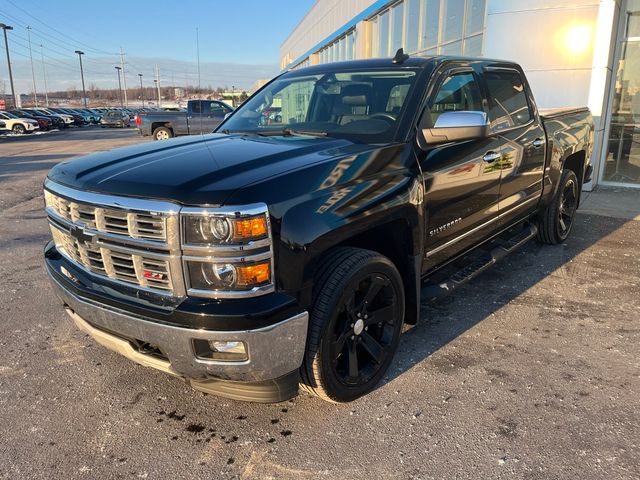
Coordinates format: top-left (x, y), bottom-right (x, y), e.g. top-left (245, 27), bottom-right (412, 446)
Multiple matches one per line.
top-left (115, 66), bottom-right (123, 108)
top-left (0, 23), bottom-right (17, 108)
top-left (74, 50), bottom-right (87, 107)
top-left (26, 27), bottom-right (38, 107)
top-left (138, 73), bottom-right (144, 108)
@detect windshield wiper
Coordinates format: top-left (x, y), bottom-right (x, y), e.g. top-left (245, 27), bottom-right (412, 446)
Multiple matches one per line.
top-left (256, 128), bottom-right (328, 138)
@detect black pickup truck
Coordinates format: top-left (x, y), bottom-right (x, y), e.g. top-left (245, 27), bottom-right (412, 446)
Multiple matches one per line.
top-left (136, 99), bottom-right (234, 140)
top-left (44, 54), bottom-right (593, 403)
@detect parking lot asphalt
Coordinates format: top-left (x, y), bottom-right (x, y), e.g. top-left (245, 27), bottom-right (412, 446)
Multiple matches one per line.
top-left (0, 128), bottom-right (638, 479)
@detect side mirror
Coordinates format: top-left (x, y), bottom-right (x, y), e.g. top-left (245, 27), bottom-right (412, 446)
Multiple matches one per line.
top-left (418, 111), bottom-right (489, 148)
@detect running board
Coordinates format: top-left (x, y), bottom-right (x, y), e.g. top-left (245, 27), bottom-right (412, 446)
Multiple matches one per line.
top-left (421, 223), bottom-right (538, 301)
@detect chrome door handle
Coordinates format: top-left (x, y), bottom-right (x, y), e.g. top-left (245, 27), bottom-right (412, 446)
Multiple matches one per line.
top-left (532, 138), bottom-right (545, 148)
top-left (483, 151), bottom-right (501, 163)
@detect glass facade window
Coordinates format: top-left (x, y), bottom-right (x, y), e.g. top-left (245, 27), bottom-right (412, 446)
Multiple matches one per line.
top-left (294, 0), bottom-right (487, 70)
top-left (442, 0), bottom-right (465, 43)
top-left (466, 0), bottom-right (486, 35)
top-left (603, 0), bottom-right (640, 185)
top-left (406, 0), bottom-right (421, 53)
top-left (422, 0), bottom-right (441, 50)
top-left (441, 40), bottom-right (462, 55)
top-left (378, 10), bottom-right (390, 57)
top-left (391, 2), bottom-right (405, 54)
top-left (372, 0), bottom-right (486, 57)
top-left (463, 34), bottom-right (483, 56)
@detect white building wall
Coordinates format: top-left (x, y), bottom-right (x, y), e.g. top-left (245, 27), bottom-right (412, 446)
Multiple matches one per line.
top-left (484, 0), bottom-right (622, 188)
top-left (280, 0), bottom-right (378, 68)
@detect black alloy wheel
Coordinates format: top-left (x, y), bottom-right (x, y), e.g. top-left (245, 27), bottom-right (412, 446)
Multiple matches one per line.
top-left (331, 274), bottom-right (399, 386)
top-left (558, 176), bottom-right (578, 238)
top-left (301, 247), bottom-right (404, 403)
top-left (537, 169), bottom-right (580, 245)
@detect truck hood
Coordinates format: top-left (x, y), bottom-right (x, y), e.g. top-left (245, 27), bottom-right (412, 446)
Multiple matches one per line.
top-left (47, 133), bottom-right (383, 206)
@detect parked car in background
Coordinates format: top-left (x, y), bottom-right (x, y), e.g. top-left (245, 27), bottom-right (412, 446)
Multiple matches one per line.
top-left (49, 108), bottom-right (84, 126)
top-left (68, 108), bottom-right (95, 125)
top-left (0, 120), bottom-right (6, 133)
top-left (100, 110), bottom-right (130, 128)
top-left (136, 99), bottom-right (233, 140)
top-left (14, 109), bottom-right (63, 130)
top-left (0, 111), bottom-right (40, 134)
top-left (9, 110), bottom-right (50, 131)
top-left (35, 108), bottom-right (74, 127)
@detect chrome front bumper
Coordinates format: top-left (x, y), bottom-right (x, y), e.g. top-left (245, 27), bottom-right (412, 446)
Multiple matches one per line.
top-left (48, 271), bottom-right (308, 384)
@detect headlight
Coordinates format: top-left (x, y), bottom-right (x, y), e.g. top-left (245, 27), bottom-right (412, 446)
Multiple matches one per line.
top-left (181, 204), bottom-right (274, 298)
top-left (185, 259), bottom-right (271, 291)
top-left (183, 213), bottom-right (268, 245)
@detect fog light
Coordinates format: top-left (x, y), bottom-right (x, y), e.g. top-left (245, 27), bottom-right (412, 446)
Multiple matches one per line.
top-left (193, 339), bottom-right (248, 362)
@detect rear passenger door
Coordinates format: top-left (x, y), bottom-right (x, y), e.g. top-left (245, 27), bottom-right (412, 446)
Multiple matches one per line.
top-left (481, 67), bottom-right (546, 226)
top-left (419, 66), bottom-right (505, 270)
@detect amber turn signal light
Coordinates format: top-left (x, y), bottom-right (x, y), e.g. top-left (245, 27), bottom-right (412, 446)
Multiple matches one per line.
top-left (232, 216), bottom-right (268, 240)
top-left (236, 261), bottom-right (271, 286)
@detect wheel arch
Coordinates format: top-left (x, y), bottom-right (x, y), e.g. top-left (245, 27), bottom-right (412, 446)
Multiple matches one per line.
top-left (292, 206), bottom-right (423, 326)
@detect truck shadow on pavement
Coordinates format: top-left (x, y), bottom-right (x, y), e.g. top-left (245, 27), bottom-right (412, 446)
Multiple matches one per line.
top-left (380, 212), bottom-right (631, 389)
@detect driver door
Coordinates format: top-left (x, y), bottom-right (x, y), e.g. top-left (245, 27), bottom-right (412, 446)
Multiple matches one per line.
top-left (202, 101), bottom-right (232, 133)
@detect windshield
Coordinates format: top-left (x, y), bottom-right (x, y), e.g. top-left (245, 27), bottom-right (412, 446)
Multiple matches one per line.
top-left (1, 112), bottom-right (18, 119)
top-left (220, 68), bottom-right (418, 142)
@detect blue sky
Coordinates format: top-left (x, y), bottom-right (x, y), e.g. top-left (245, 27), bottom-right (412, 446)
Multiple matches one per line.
top-left (0, 0), bottom-right (315, 92)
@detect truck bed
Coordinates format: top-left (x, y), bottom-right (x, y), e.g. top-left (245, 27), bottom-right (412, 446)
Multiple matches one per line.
top-left (539, 107), bottom-right (590, 120)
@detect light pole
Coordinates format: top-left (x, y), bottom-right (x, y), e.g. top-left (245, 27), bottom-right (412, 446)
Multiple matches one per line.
top-left (75, 50), bottom-right (87, 107)
top-left (153, 79), bottom-right (161, 107)
top-left (196, 27), bottom-right (201, 92)
top-left (138, 73), bottom-right (144, 108)
top-left (26, 26), bottom-right (38, 106)
top-left (0, 23), bottom-right (17, 108)
top-left (115, 66), bottom-right (123, 108)
top-left (39, 45), bottom-right (49, 107)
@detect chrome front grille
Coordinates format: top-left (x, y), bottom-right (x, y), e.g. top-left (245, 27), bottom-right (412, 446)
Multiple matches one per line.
top-left (45, 182), bottom-right (183, 296)
top-left (50, 226), bottom-right (173, 291)
top-left (45, 190), bottom-right (167, 241)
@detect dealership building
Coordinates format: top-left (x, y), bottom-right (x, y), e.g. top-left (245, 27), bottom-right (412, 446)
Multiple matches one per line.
top-left (281, 0), bottom-right (640, 190)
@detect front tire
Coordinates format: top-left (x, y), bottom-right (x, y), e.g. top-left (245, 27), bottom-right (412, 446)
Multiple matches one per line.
top-left (153, 126), bottom-right (173, 140)
top-left (537, 169), bottom-right (579, 244)
top-left (12, 124), bottom-right (26, 135)
top-left (301, 248), bottom-right (405, 403)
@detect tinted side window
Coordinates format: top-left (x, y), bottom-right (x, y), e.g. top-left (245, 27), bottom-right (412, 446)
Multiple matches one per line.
top-left (210, 102), bottom-right (227, 117)
top-left (429, 72), bottom-right (483, 124)
top-left (484, 70), bottom-right (532, 130)
top-left (191, 102), bottom-right (202, 114)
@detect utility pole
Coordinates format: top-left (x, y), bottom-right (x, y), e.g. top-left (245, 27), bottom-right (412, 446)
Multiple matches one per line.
top-left (138, 73), bottom-right (144, 108)
top-left (120, 47), bottom-right (128, 108)
top-left (196, 27), bottom-right (201, 92)
top-left (0, 23), bottom-right (17, 108)
top-left (39, 45), bottom-right (49, 107)
top-left (155, 64), bottom-right (161, 108)
top-left (26, 26), bottom-right (38, 106)
top-left (75, 50), bottom-right (87, 107)
top-left (115, 66), bottom-right (123, 107)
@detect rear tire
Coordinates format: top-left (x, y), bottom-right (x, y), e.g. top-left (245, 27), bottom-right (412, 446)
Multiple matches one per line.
top-left (537, 169), bottom-right (579, 244)
top-left (300, 247), bottom-right (405, 403)
top-left (153, 126), bottom-right (173, 140)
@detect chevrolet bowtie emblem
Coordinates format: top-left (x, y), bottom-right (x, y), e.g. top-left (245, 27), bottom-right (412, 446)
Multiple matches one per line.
top-left (69, 225), bottom-right (95, 245)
